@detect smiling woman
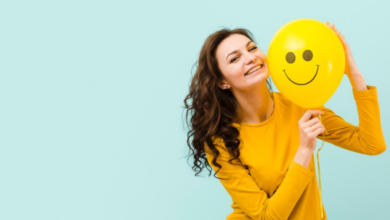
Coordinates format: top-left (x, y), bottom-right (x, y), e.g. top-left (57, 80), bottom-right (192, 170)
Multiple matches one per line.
top-left (183, 27), bottom-right (386, 220)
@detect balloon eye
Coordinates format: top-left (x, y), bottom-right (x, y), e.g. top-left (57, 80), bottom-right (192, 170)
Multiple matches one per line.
top-left (303, 50), bottom-right (313, 61)
top-left (286, 52), bottom-right (295, 64)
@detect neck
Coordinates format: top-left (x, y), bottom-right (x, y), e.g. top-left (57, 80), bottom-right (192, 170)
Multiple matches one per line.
top-left (233, 82), bottom-right (274, 124)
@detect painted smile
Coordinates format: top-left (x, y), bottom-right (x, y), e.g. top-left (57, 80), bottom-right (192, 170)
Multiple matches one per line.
top-left (283, 65), bottom-right (320, 85)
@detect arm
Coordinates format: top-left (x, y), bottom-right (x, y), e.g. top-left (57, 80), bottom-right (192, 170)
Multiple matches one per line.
top-left (317, 85), bottom-right (387, 155)
top-left (205, 138), bottom-right (314, 220)
top-left (319, 23), bottom-right (386, 155)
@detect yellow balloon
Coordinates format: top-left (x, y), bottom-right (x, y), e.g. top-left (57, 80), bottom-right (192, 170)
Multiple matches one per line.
top-left (267, 18), bottom-right (345, 109)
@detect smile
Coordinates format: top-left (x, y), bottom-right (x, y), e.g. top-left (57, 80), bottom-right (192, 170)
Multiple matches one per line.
top-left (283, 65), bottom-right (320, 85)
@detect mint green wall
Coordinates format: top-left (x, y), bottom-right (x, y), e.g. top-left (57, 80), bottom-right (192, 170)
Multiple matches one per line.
top-left (0, 0), bottom-right (389, 219)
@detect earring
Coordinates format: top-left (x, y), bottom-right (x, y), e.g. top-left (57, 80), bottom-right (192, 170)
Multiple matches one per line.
top-left (225, 85), bottom-right (229, 89)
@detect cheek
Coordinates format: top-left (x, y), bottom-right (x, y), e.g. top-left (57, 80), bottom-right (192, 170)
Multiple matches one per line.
top-left (222, 69), bottom-right (242, 85)
top-left (221, 63), bottom-right (246, 82)
top-left (257, 51), bottom-right (267, 60)
top-left (229, 66), bottom-right (244, 79)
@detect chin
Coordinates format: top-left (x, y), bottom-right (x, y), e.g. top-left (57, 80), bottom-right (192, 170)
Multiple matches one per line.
top-left (248, 71), bottom-right (269, 82)
top-left (241, 76), bottom-right (269, 91)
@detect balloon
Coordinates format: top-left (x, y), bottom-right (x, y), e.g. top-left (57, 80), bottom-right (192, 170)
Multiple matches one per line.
top-left (267, 18), bottom-right (345, 109)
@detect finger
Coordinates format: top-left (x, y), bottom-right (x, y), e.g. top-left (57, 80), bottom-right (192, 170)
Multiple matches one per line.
top-left (304, 116), bottom-right (321, 128)
top-left (300, 110), bottom-right (323, 123)
top-left (311, 126), bottom-right (325, 138)
top-left (299, 110), bottom-right (324, 124)
top-left (308, 121), bottom-right (324, 133)
top-left (339, 33), bottom-right (348, 44)
top-left (327, 23), bottom-right (339, 36)
top-left (305, 118), bottom-right (324, 132)
top-left (332, 23), bottom-right (337, 31)
top-left (340, 35), bottom-right (347, 45)
top-left (331, 24), bottom-right (343, 36)
top-left (330, 23), bottom-right (339, 34)
top-left (330, 25), bottom-right (348, 46)
top-left (337, 33), bottom-right (350, 50)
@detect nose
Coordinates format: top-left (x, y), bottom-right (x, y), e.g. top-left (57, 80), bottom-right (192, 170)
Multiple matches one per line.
top-left (244, 51), bottom-right (256, 64)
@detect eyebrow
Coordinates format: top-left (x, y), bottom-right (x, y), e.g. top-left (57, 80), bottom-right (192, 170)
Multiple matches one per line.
top-left (226, 40), bottom-right (254, 60)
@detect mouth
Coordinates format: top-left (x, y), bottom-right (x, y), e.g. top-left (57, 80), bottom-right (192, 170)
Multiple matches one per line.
top-left (245, 64), bottom-right (264, 76)
top-left (283, 65), bottom-right (320, 85)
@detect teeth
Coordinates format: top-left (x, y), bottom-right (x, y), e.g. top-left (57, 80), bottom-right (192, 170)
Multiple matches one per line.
top-left (246, 64), bottom-right (263, 75)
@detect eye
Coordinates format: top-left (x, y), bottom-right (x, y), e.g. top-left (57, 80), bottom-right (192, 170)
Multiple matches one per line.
top-left (303, 50), bottom-right (313, 61)
top-left (286, 52), bottom-right (295, 64)
top-left (230, 57), bottom-right (239, 63)
top-left (249, 46), bottom-right (257, 51)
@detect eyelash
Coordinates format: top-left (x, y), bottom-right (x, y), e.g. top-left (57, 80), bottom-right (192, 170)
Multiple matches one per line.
top-left (230, 46), bottom-right (258, 63)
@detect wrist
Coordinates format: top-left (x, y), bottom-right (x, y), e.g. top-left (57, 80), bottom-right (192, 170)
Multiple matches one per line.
top-left (348, 67), bottom-right (361, 76)
top-left (347, 72), bottom-right (367, 91)
top-left (293, 146), bottom-right (312, 169)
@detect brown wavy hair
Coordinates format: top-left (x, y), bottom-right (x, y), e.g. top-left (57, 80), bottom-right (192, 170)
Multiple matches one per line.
top-left (183, 28), bottom-right (274, 179)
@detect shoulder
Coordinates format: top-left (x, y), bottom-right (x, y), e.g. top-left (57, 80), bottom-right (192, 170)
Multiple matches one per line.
top-left (204, 135), bottom-right (226, 154)
top-left (272, 91), bottom-right (310, 118)
top-left (272, 91), bottom-right (297, 109)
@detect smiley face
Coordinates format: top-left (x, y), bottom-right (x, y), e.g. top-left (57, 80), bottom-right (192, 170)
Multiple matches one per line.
top-left (267, 19), bottom-right (345, 109)
top-left (283, 49), bottom-right (319, 85)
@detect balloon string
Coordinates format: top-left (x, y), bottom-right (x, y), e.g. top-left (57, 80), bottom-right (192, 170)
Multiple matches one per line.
top-left (317, 115), bottom-right (326, 220)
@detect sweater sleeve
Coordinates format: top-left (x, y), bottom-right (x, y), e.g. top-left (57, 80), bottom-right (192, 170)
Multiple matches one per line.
top-left (205, 138), bottom-right (314, 220)
top-left (317, 85), bottom-right (387, 155)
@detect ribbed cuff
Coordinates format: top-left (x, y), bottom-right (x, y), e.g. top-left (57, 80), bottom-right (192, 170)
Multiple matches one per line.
top-left (352, 85), bottom-right (377, 99)
top-left (288, 161), bottom-right (315, 178)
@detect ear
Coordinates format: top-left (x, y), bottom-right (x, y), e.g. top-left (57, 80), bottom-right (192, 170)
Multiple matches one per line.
top-left (218, 80), bottom-right (229, 90)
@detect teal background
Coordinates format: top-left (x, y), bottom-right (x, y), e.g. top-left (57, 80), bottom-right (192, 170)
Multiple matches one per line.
top-left (0, 0), bottom-right (389, 219)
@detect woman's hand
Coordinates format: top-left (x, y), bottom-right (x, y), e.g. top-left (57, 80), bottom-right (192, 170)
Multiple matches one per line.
top-left (293, 110), bottom-right (325, 169)
top-left (298, 110), bottom-right (325, 153)
top-left (325, 21), bottom-right (358, 77)
top-left (325, 21), bottom-right (367, 91)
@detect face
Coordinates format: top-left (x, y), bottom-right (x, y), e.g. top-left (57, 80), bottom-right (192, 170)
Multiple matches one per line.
top-left (283, 49), bottom-right (318, 85)
top-left (215, 34), bottom-right (269, 91)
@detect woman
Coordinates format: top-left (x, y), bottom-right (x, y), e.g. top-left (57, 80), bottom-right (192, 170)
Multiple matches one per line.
top-left (183, 22), bottom-right (386, 220)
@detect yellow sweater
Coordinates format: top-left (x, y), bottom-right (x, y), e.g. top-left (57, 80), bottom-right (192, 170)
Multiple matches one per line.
top-left (205, 85), bottom-right (386, 220)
